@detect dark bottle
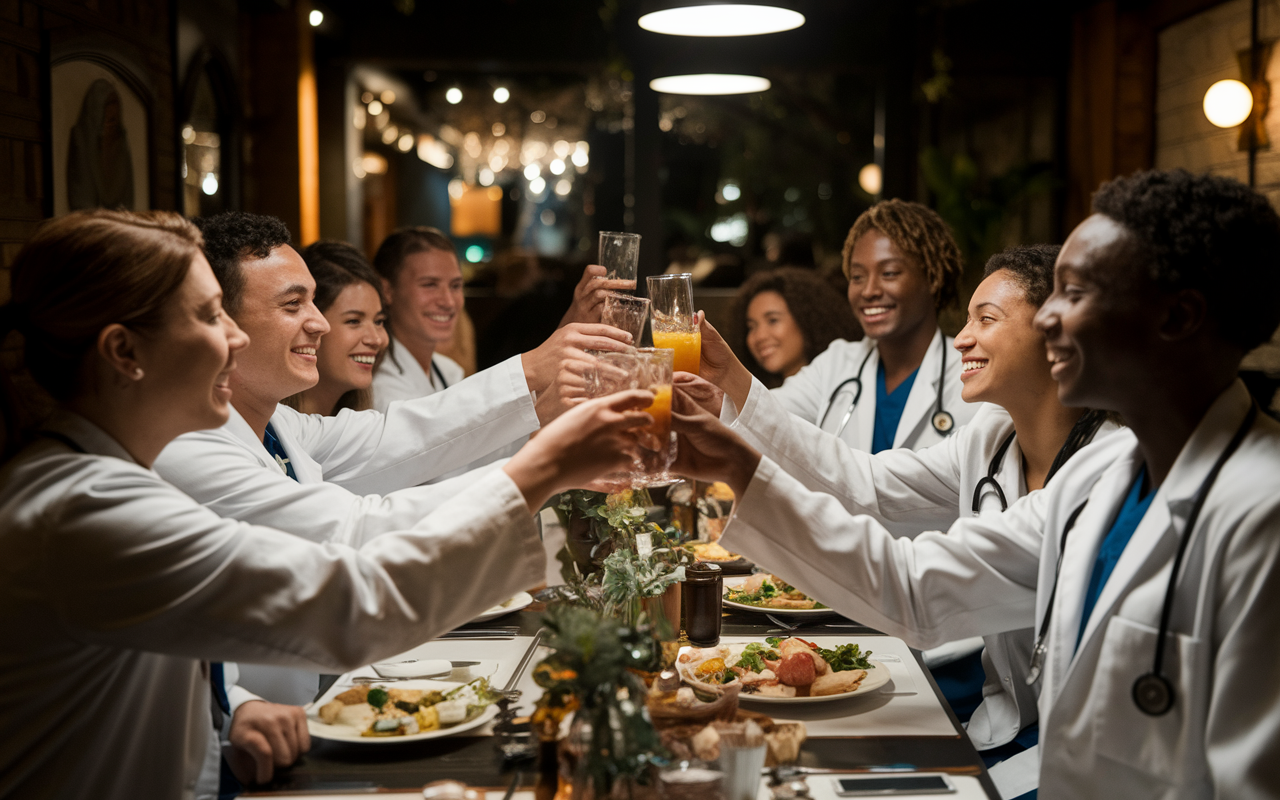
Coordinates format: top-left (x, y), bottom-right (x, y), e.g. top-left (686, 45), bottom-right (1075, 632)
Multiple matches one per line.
top-left (683, 561), bottom-right (723, 647)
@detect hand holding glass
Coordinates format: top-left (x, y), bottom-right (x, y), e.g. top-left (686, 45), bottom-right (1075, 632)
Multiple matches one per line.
top-left (647, 273), bottom-right (701, 375)
top-left (598, 231), bottom-right (641, 291)
top-left (601, 291), bottom-right (650, 345)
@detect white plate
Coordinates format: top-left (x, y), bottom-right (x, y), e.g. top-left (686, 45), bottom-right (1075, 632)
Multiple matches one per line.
top-left (721, 578), bottom-right (835, 617)
top-left (677, 642), bottom-right (889, 703)
top-left (471, 591), bottom-right (533, 623)
top-left (722, 597), bottom-right (837, 617)
top-left (306, 679), bottom-right (500, 744)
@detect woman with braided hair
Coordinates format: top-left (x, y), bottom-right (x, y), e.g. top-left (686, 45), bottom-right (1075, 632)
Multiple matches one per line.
top-left (770, 199), bottom-right (981, 453)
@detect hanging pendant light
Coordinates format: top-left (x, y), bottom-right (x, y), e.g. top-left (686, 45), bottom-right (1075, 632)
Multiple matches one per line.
top-left (639, 2), bottom-right (804, 37)
top-left (649, 74), bottom-right (771, 95)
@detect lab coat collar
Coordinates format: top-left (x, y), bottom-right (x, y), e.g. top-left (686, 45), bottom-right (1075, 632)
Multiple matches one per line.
top-left (1062, 380), bottom-right (1255, 679)
top-left (42, 410), bottom-right (142, 465)
top-left (893, 327), bottom-right (947, 449)
top-left (222, 405), bottom-right (276, 470)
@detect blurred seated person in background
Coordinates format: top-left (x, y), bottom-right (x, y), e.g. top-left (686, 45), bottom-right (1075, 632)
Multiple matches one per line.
top-left (772, 200), bottom-right (980, 453)
top-left (371, 227), bottom-right (468, 407)
top-left (729, 266), bottom-right (861, 389)
top-left (0, 209), bottom-right (655, 800)
top-left (284, 240), bottom-right (388, 416)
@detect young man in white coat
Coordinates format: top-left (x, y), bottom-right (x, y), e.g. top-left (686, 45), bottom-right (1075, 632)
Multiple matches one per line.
top-left (769, 199), bottom-right (981, 453)
top-left (672, 169), bottom-right (1280, 799)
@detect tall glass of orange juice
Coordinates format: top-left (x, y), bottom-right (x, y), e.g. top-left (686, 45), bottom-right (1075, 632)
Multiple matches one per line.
top-left (646, 273), bottom-right (701, 375)
top-left (633, 347), bottom-right (675, 485)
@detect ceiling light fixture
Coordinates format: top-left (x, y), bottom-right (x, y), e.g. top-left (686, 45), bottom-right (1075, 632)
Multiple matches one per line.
top-left (649, 74), bottom-right (771, 95)
top-left (639, 3), bottom-right (803, 37)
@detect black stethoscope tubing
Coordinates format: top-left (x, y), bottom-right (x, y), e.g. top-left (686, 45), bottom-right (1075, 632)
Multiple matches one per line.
top-left (1025, 403), bottom-right (1259, 718)
top-left (817, 338), bottom-right (955, 439)
top-left (431, 359), bottom-right (450, 391)
top-left (971, 430), bottom-right (1017, 516)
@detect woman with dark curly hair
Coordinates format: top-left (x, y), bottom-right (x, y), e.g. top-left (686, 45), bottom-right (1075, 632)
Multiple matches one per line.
top-left (769, 200), bottom-right (981, 454)
top-left (728, 267), bottom-right (860, 389)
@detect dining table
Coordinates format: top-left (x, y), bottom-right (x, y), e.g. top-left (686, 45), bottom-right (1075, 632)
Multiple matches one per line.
top-left (246, 601), bottom-right (1002, 799)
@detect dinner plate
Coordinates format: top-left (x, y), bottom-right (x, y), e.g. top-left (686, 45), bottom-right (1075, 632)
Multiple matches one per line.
top-left (306, 679), bottom-right (500, 744)
top-left (721, 578), bottom-right (836, 617)
top-left (677, 643), bottom-right (889, 704)
top-left (471, 591), bottom-right (533, 623)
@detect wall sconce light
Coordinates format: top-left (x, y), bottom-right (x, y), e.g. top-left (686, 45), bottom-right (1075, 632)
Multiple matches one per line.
top-left (1203, 79), bottom-right (1253, 128)
top-left (1202, 0), bottom-right (1272, 186)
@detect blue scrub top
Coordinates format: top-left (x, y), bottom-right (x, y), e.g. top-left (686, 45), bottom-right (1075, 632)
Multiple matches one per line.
top-left (872, 362), bottom-right (919, 454)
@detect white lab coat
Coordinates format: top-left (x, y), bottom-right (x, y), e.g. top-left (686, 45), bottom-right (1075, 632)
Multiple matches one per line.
top-left (155, 354), bottom-right (539, 706)
top-left (372, 336), bottom-right (528, 480)
top-left (724, 378), bottom-right (1118, 796)
top-left (724, 378), bottom-right (1037, 745)
top-left (0, 413), bottom-right (545, 800)
top-left (721, 380), bottom-right (1280, 799)
top-left (770, 329), bottom-right (980, 452)
top-left (372, 338), bottom-right (467, 412)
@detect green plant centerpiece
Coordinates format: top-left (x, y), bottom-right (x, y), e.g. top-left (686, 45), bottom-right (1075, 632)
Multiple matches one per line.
top-left (552, 489), bottom-right (691, 637)
top-left (534, 604), bottom-right (666, 800)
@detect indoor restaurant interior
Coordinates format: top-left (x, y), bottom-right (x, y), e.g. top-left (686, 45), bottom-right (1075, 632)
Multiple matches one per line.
top-left (2, 1), bottom-right (1279, 800)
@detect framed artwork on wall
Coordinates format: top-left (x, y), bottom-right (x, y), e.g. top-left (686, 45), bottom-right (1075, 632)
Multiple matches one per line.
top-left (50, 58), bottom-right (151, 215)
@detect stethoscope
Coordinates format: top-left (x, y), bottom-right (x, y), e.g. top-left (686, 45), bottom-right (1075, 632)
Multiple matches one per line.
top-left (971, 430), bottom-right (1016, 516)
top-left (817, 339), bottom-right (955, 439)
top-left (430, 359), bottom-right (450, 390)
top-left (1025, 402), bottom-right (1258, 717)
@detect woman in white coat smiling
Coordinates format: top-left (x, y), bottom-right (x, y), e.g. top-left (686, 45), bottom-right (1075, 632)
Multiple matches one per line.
top-left (0, 209), bottom-right (655, 800)
top-left (670, 169), bottom-right (1280, 799)
top-left (690, 244), bottom-right (1114, 798)
top-left (770, 199), bottom-right (981, 453)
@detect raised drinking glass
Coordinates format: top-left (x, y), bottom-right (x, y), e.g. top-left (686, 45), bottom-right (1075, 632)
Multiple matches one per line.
top-left (646, 273), bottom-right (701, 375)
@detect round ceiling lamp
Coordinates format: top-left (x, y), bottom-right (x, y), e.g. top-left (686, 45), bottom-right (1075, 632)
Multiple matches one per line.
top-left (639, 3), bottom-right (804, 36)
top-left (1203, 79), bottom-right (1253, 128)
top-left (650, 74), bottom-right (771, 95)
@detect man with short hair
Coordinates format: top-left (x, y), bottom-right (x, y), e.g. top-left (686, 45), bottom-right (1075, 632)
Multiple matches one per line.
top-left (674, 169), bottom-right (1280, 798)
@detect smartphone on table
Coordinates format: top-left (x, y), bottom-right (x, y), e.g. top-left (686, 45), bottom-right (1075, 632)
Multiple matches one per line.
top-left (832, 773), bottom-right (956, 796)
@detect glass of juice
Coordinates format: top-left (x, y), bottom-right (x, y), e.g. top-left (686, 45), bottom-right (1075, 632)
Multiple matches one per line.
top-left (584, 350), bottom-right (642, 492)
top-left (646, 273), bottom-right (701, 375)
top-left (632, 347), bottom-right (675, 485)
top-left (601, 291), bottom-right (650, 345)
top-left (598, 231), bottom-right (641, 292)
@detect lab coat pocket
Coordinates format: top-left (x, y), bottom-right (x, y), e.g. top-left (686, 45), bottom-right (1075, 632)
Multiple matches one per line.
top-left (1092, 615), bottom-right (1206, 789)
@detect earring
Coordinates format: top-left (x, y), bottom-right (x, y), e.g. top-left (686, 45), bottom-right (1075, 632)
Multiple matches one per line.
top-left (133, 368), bottom-right (144, 380)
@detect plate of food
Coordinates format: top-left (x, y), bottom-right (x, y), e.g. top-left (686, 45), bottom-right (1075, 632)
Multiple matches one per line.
top-left (686, 541), bottom-right (755, 575)
top-left (676, 637), bottom-right (889, 704)
top-left (307, 677), bottom-right (501, 743)
top-left (722, 574), bottom-right (834, 616)
top-left (471, 591), bottom-right (534, 623)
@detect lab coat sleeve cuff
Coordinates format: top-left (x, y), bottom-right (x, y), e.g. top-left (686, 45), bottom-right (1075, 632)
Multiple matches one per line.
top-left (226, 684), bottom-right (264, 720)
top-left (499, 354), bottom-right (542, 430)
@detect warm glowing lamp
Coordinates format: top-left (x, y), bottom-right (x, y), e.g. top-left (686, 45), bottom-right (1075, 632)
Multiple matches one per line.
top-left (649, 74), bottom-right (771, 95)
top-left (639, 4), bottom-right (804, 36)
top-left (858, 164), bottom-right (882, 196)
top-left (1203, 79), bottom-right (1254, 128)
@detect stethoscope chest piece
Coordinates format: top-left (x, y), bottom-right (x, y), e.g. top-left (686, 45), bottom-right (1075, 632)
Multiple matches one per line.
top-left (1132, 672), bottom-right (1174, 716)
top-left (932, 410), bottom-right (955, 435)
